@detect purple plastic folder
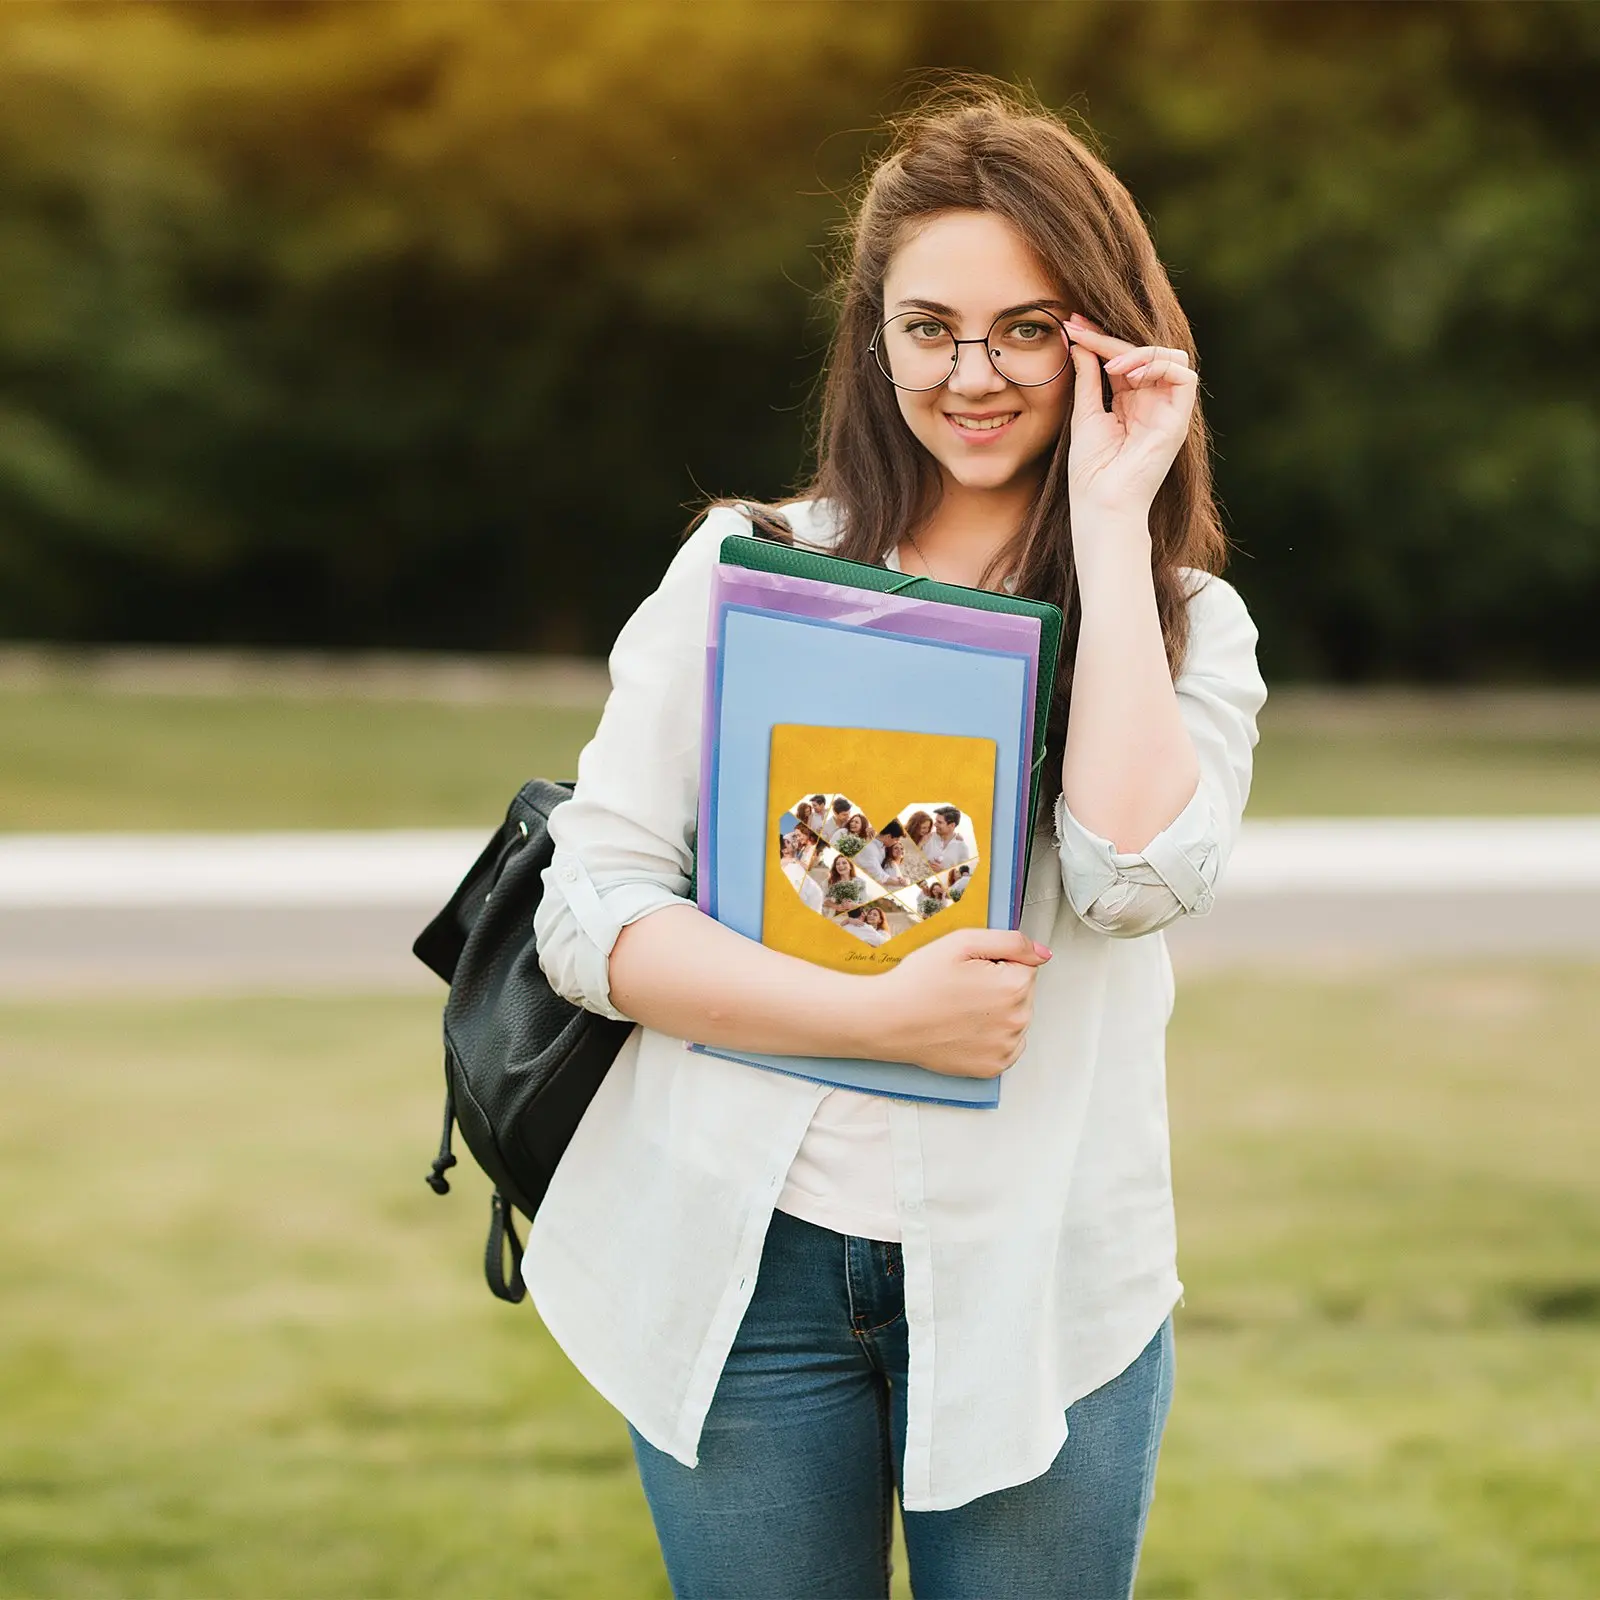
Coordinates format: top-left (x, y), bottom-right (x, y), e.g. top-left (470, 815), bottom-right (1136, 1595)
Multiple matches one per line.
top-left (697, 563), bottom-right (1042, 925)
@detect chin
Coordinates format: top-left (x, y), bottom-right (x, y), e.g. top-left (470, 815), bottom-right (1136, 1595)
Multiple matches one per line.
top-left (938, 453), bottom-right (1034, 492)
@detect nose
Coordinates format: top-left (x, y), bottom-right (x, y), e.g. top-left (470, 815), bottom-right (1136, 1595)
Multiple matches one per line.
top-left (946, 338), bottom-right (1007, 398)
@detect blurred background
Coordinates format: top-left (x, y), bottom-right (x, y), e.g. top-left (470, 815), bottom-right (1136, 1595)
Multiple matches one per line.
top-left (1, 3), bottom-right (1597, 1597)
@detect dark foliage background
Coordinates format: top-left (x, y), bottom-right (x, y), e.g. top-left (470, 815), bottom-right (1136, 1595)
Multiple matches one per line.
top-left (1, 0), bottom-right (1596, 679)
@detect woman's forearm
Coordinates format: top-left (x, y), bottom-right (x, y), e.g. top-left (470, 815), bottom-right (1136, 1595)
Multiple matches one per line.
top-left (1062, 517), bottom-right (1199, 852)
top-left (608, 902), bottom-right (886, 1058)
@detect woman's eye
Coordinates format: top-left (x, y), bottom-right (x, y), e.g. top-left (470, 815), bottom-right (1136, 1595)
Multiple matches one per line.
top-left (908, 321), bottom-right (946, 341)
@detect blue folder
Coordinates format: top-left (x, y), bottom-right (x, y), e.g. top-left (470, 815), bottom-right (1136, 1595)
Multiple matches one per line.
top-left (692, 605), bottom-right (1034, 1108)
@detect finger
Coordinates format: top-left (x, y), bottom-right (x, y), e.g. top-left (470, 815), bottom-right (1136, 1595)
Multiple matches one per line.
top-left (1062, 319), bottom-right (1136, 360)
top-left (1004, 967), bottom-right (1038, 1006)
top-left (1068, 339), bottom-right (1107, 426)
top-left (1121, 359), bottom-right (1200, 389)
top-left (1104, 345), bottom-right (1191, 375)
top-left (958, 928), bottom-right (1053, 966)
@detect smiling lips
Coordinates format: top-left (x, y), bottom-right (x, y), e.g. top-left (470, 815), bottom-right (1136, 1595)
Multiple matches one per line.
top-left (945, 411), bottom-right (1020, 439)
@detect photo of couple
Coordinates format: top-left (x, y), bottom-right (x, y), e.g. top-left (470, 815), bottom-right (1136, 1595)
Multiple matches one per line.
top-left (776, 793), bottom-right (980, 947)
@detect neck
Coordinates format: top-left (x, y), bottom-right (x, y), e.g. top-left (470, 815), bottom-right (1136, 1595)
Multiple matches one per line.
top-left (906, 468), bottom-right (1039, 587)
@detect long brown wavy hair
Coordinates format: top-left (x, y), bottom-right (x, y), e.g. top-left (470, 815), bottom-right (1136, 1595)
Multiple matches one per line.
top-left (704, 81), bottom-right (1227, 806)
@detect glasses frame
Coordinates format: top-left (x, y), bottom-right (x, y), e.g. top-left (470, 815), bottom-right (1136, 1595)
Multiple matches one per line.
top-left (868, 306), bottom-right (1071, 393)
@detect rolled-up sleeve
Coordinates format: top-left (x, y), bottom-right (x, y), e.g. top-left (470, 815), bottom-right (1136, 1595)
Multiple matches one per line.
top-left (534, 507), bottom-right (741, 1019)
top-left (1056, 571), bottom-right (1267, 938)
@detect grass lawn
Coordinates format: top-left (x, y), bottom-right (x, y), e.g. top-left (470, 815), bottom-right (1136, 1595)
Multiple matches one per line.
top-left (1, 685), bottom-right (1598, 830)
top-left (1248, 693), bottom-right (1600, 818)
top-left (2, 964), bottom-right (1597, 1597)
top-left (0, 690), bottom-right (601, 831)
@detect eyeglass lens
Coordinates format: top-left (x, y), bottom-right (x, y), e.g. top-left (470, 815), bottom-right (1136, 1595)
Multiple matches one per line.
top-left (873, 309), bottom-right (1069, 391)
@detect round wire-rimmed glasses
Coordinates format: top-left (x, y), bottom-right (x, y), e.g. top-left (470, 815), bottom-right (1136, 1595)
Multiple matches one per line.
top-left (868, 306), bottom-right (1071, 392)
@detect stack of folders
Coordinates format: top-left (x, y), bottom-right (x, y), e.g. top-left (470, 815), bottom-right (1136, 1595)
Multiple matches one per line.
top-left (692, 533), bottom-right (1063, 1108)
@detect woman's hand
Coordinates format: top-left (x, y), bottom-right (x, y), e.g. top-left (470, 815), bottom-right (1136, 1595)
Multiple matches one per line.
top-left (1062, 314), bottom-right (1198, 527)
top-left (1055, 314), bottom-right (1203, 853)
top-left (875, 930), bottom-right (1052, 1078)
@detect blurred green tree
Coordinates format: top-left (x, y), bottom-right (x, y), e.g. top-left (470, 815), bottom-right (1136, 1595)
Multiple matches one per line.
top-left (0, 0), bottom-right (1594, 676)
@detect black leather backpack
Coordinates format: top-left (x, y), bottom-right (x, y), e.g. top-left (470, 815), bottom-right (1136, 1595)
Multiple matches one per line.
top-left (413, 780), bottom-right (635, 1302)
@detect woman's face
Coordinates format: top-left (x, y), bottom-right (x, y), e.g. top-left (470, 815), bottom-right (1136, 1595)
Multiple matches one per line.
top-left (849, 815), bottom-right (869, 837)
top-left (833, 857), bottom-right (854, 879)
top-left (879, 209), bottom-right (1072, 498)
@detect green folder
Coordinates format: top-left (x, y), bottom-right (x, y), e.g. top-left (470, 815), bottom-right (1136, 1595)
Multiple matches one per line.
top-left (717, 532), bottom-right (1064, 870)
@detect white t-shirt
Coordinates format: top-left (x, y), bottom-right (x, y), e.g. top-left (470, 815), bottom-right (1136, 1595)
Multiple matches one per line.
top-left (774, 1087), bottom-right (899, 1242)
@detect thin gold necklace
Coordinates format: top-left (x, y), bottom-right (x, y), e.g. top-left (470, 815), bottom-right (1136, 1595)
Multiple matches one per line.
top-left (905, 529), bottom-right (938, 582)
top-left (905, 531), bottom-right (1017, 594)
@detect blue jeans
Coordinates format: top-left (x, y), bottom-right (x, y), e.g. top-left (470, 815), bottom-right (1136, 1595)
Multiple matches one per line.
top-left (630, 1208), bottom-right (1175, 1599)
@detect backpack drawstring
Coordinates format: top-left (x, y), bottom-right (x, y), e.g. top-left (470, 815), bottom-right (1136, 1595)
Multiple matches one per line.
top-left (426, 1084), bottom-right (458, 1195)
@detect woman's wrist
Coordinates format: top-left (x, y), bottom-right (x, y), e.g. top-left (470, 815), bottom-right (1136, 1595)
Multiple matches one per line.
top-left (831, 974), bottom-right (901, 1061)
top-left (1070, 508), bottom-right (1154, 600)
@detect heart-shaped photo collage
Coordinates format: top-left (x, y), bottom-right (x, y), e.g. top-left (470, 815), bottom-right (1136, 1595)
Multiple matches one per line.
top-left (777, 793), bottom-right (979, 948)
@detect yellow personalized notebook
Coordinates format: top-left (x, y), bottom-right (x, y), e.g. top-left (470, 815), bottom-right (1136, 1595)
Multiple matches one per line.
top-left (764, 724), bottom-right (997, 975)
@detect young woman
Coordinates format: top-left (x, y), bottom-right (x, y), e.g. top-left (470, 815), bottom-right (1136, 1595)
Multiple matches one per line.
top-left (843, 902), bottom-right (892, 947)
top-left (530, 85), bottom-right (1265, 1599)
top-left (834, 810), bottom-right (873, 851)
top-left (823, 852), bottom-right (864, 910)
top-left (870, 834), bottom-right (911, 889)
top-left (902, 809), bottom-right (935, 853)
top-left (897, 810), bottom-right (937, 884)
top-left (779, 832), bottom-right (825, 914)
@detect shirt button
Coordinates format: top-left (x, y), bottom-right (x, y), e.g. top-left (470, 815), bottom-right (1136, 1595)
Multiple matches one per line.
top-left (903, 1198), bottom-right (924, 1214)
top-left (560, 863), bottom-right (578, 883)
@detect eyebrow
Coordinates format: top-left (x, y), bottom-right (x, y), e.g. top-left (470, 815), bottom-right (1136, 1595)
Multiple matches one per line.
top-left (892, 297), bottom-right (1070, 319)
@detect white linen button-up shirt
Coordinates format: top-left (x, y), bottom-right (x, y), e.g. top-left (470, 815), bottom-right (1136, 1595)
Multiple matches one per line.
top-left (526, 500), bottom-right (1267, 1512)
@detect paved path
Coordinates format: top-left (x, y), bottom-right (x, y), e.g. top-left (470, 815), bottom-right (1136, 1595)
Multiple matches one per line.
top-left (1, 821), bottom-right (1596, 994)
